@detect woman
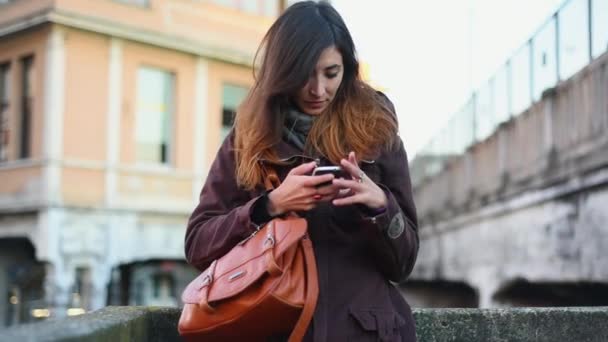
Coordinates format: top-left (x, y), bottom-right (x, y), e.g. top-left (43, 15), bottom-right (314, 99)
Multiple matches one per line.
top-left (185, 1), bottom-right (419, 341)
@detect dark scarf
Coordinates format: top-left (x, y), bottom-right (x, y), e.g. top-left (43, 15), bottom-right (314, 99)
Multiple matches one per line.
top-left (282, 106), bottom-right (316, 150)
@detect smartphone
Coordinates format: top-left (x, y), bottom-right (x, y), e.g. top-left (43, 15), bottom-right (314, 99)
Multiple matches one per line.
top-left (312, 166), bottom-right (346, 178)
top-left (312, 166), bottom-right (344, 188)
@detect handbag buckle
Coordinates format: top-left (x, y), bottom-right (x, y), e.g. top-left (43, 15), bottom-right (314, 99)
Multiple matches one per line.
top-left (199, 273), bottom-right (213, 289)
top-left (264, 234), bottom-right (275, 247)
top-left (199, 260), bottom-right (217, 289)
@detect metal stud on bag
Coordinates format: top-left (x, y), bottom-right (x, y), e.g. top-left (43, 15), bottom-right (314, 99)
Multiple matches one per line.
top-left (264, 233), bottom-right (275, 247)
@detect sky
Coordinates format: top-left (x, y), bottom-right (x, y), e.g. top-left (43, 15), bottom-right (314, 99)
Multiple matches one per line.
top-left (331, 0), bottom-right (564, 156)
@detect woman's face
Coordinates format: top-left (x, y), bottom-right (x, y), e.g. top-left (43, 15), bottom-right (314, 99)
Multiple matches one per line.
top-left (293, 45), bottom-right (344, 115)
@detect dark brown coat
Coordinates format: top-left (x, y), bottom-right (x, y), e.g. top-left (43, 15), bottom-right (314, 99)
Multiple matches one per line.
top-left (185, 120), bottom-right (419, 341)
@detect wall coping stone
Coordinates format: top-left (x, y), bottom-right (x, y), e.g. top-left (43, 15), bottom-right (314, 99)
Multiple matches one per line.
top-left (1, 306), bottom-right (607, 341)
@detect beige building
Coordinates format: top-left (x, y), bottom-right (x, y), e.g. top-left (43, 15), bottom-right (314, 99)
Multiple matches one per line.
top-left (0, 0), bottom-right (281, 326)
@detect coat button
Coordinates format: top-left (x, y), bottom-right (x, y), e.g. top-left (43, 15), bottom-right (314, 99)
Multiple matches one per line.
top-left (387, 212), bottom-right (405, 239)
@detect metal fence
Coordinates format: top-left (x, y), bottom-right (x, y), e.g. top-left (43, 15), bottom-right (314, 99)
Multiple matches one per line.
top-left (411, 0), bottom-right (608, 186)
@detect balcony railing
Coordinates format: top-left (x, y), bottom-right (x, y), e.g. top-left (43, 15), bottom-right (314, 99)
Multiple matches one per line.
top-left (411, 0), bottom-right (608, 186)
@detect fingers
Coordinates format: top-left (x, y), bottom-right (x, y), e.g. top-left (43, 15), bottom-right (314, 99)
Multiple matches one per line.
top-left (348, 151), bottom-right (357, 165)
top-left (340, 159), bottom-right (359, 178)
top-left (331, 152), bottom-right (363, 206)
top-left (282, 156), bottom-right (367, 209)
top-left (302, 182), bottom-right (338, 202)
top-left (304, 173), bottom-right (335, 187)
top-left (333, 193), bottom-right (365, 206)
top-left (340, 153), bottom-right (361, 180)
top-left (316, 183), bottom-right (341, 196)
top-left (288, 161), bottom-right (317, 176)
top-left (332, 177), bottom-right (364, 191)
top-left (316, 189), bottom-right (340, 202)
top-left (318, 194), bottom-right (335, 202)
top-left (291, 194), bottom-right (321, 211)
top-left (337, 188), bottom-right (353, 198)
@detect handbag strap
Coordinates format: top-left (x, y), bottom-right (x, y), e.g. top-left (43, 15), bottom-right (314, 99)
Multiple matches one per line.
top-left (288, 236), bottom-right (319, 342)
top-left (261, 164), bottom-right (281, 191)
top-left (261, 164), bottom-right (319, 341)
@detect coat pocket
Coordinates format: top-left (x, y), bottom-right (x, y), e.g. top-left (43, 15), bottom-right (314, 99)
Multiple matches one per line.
top-left (348, 307), bottom-right (406, 342)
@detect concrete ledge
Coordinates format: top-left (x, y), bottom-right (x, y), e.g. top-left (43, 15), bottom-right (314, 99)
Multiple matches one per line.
top-left (2, 306), bottom-right (607, 341)
top-left (414, 307), bottom-right (608, 342)
top-left (0, 306), bottom-right (181, 342)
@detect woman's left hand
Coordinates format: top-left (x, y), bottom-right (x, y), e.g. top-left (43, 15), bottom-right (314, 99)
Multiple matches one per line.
top-left (332, 151), bottom-right (388, 209)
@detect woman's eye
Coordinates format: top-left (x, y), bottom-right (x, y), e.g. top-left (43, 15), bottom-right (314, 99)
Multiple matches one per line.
top-left (326, 73), bottom-right (338, 79)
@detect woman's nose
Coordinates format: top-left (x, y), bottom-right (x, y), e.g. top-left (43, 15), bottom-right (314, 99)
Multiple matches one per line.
top-left (309, 78), bottom-right (326, 97)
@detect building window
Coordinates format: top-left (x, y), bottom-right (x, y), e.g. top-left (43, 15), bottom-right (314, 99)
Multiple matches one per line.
top-left (135, 67), bottom-right (174, 165)
top-left (152, 273), bottom-right (175, 299)
top-left (210, 0), bottom-right (279, 17)
top-left (134, 280), bottom-right (144, 305)
top-left (19, 56), bottom-right (33, 159)
top-left (0, 63), bottom-right (10, 162)
top-left (262, 0), bottom-right (279, 17)
top-left (114, 0), bottom-right (149, 7)
top-left (221, 84), bottom-right (248, 141)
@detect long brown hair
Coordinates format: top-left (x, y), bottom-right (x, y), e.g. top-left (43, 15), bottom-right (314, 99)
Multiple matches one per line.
top-left (234, 1), bottom-right (398, 190)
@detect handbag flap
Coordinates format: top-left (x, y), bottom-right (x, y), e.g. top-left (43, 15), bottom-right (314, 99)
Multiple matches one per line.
top-left (182, 217), bottom-right (307, 304)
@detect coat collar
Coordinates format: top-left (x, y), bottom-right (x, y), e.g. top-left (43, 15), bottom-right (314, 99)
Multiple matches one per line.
top-left (260, 140), bottom-right (319, 166)
top-left (259, 140), bottom-right (376, 166)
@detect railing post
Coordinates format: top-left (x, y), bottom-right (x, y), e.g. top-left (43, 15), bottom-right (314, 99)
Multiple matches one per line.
top-left (588, 0), bottom-right (593, 62)
top-left (506, 60), bottom-right (513, 119)
top-left (529, 39), bottom-right (535, 105)
top-left (555, 13), bottom-right (561, 82)
top-left (472, 93), bottom-right (477, 145)
top-left (543, 93), bottom-right (554, 156)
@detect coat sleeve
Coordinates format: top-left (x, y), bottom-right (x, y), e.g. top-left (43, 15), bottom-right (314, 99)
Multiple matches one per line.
top-left (358, 94), bottom-right (419, 283)
top-left (184, 132), bottom-right (264, 271)
top-left (358, 137), bottom-right (419, 283)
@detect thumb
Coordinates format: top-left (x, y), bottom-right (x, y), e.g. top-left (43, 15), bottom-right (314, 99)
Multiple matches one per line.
top-left (348, 151), bottom-right (358, 165)
top-left (288, 161), bottom-right (317, 176)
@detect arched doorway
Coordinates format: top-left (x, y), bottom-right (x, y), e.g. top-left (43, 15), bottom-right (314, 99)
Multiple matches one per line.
top-left (399, 280), bottom-right (479, 308)
top-left (106, 259), bottom-right (198, 307)
top-left (0, 238), bottom-right (46, 327)
top-left (493, 278), bottom-right (608, 307)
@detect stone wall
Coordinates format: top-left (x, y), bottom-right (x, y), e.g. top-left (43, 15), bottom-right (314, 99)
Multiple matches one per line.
top-left (2, 306), bottom-right (608, 342)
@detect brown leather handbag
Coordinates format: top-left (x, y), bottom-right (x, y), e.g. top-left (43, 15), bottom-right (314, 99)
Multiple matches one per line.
top-left (178, 173), bottom-right (319, 342)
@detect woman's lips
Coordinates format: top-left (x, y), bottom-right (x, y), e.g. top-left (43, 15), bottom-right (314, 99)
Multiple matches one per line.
top-left (305, 100), bottom-right (326, 109)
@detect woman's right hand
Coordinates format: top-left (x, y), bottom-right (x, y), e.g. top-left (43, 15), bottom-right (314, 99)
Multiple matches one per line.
top-left (267, 161), bottom-right (335, 216)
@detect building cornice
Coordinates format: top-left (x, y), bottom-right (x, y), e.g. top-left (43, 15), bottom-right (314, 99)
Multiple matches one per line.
top-left (0, 9), bottom-right (49, 38)
top-left (0, 8), bottom-right (255, 67)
